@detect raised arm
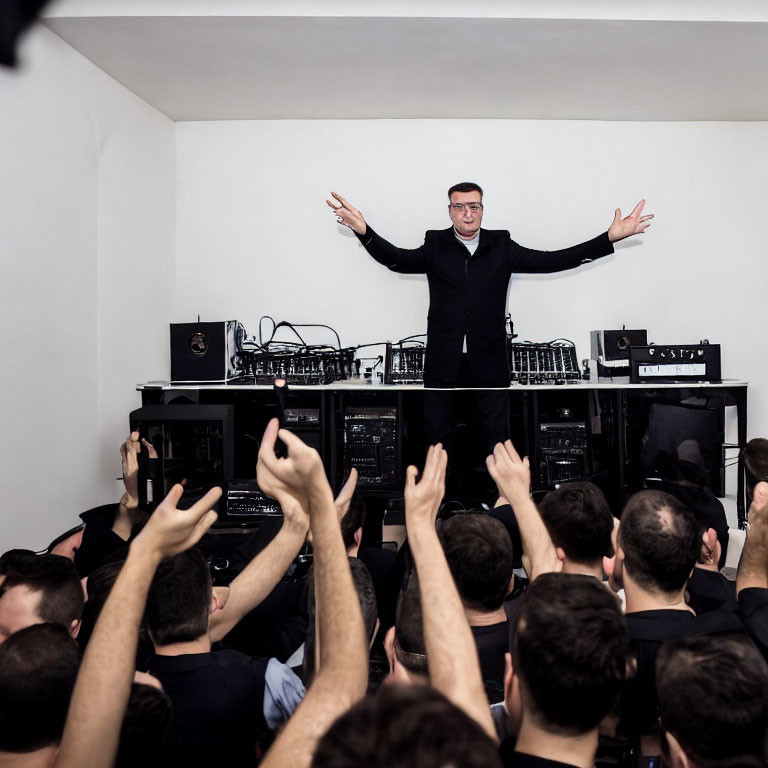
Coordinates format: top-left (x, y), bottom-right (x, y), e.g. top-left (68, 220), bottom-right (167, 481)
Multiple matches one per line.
top-left (737, 482), bottom-right (768, 594)
top-left (260, 423), bottom-right (368, 768)
top-left (486, 440), bottom-right (560, 580)
top-left (326, 191), bottom-right (428, 274)
top-left (405, 444), bottom-right (497, 741)
top-left (209, 419), bottom-right (311, 642)
top-left (54, 484), bottom-right (221, 768)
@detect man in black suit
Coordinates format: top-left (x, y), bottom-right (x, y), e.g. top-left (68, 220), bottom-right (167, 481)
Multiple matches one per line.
top-left (327, 183), bottom-right (652, 455)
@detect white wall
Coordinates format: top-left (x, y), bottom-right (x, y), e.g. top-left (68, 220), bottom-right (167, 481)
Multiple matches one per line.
top-left (0, 26), bottom-right (175, 550)
top-left (176, 119), bottom-right (768, 434)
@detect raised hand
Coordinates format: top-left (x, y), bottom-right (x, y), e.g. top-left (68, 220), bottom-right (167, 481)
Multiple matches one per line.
top-left (119, 431), bottom-right (141, 509)
top-left (326, 192), bottom-right (367, 235)
top-left (256, 418), bottom-right (329, 527)
top-left (404, 444), bottom-right (447, 529)
top-left (134, 483), bottom-right (220, 561)
top-left (607, 199), bottom-right (654, 243)
top-left (485, 440), bottom-right (531, 506)
top-left (334, 467), bottom-right (359, 523)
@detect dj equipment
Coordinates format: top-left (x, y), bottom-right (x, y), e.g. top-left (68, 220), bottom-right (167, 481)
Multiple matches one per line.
top-left (537, 421), bottom-right (588, 486)
top-left (384, 342), bottom-right (426, 384)
top-left (170, 321), bottom-right (243, 383)
top-left (226, 480), bottom-right (282, 519)
top-left (590, 329), bottom-right (648, 379)
top-left (241, 347), bottom-right (356, 385)
top-left (343, 406), bottom-right (398, 487)
top-left (629, 343), bottom-right (721, 383)
top-left (508, 340), bottom-right (581, 384)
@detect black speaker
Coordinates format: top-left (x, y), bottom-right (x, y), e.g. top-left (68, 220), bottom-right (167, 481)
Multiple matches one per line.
top-left (170, 321), bottom-right (242, 382)
top-left (590, 329), bottom-right (648, 362)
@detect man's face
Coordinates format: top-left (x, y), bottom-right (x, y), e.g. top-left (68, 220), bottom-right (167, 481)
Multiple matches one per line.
top-left (0, 584), bottom-right (43, 644)
top-left (449, 190), bottom-right (483, 239)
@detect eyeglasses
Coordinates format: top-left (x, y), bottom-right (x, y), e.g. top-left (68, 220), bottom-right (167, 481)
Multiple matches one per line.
top-left (449, 203), bottom-right (483, 213)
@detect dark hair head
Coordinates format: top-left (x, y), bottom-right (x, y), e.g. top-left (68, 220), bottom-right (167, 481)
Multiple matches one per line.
top-left (512, 573), bottom-right (628, 735)
top-left (312, 683), bottom-right (502, 768)
top-left (657, 635), bottom-right (768, 768)
top-left (394, 572), bottom-right (427, 676)
top-left (538, 482), bottom-right (615, 565)
top-left (340, 491), bottom-right (367, 550)
top-left (146, 549), bottom-right (211, 646)
top-left (0, 623), bottom-right (80, 751)
top-left (448, 182), bottom-right (483, 199)
top-left (618, 490), bottom-right (701, 595)
top-left (115, 682), bottom-right (173, 768)
top-left (439, 512), bottom-right (513, 612)
top-left (348, 558), bottom-right (378, 641)
top-left (0, 551), bottom-right (84, 633)
top-left (742, 438), bottom-right (768, 503)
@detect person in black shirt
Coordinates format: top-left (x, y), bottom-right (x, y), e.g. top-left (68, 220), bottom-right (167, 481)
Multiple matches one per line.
top-left (328, 184), bottom-right (652, 455)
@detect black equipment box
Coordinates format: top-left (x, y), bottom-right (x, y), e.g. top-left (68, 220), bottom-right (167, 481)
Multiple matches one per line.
top-left (629, 344), bottom-right (721, 383)
top-left (384, 342), bottom-right (426, 385)
top-left (591, 329), bottom-right (648, 379)
top-left (171, 321), bottom-right (242, 383)
top-left (508, 341), bottom-right (581, 383)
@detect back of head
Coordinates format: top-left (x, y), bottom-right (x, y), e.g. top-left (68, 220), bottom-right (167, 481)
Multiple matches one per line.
top-left (0, 623), bottom-right (80, 752)
top-left (513, 573), bottom-right (627, 736)
top-left (618, 490), bottom-right (701, 595)
top-left (312, 683), bottom-right (502, 768)
top-left (394, 572), bottom-right (427, 677)
top-left (0, 551), bottom-right (84, 634)
top-left (115, 682), bottom-right (173, 768)
top-left (538, 482), bottom-right (614, 565)
top-left (439, 512), bottom-right (513, 612)
top-left (657, 635), bottom-right (768, 768)
top-left (348, 558), bottom-right (378, 641)
top-left (146, 549), bottom-right (211, 646)
top-left (340, 490), bottom-right (367, 550)
top-left (743, 438), bottom-right (768, 504)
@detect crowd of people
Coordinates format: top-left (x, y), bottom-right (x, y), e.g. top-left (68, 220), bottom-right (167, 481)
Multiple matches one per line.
top-left (2, 422), bottom-right (768, 768)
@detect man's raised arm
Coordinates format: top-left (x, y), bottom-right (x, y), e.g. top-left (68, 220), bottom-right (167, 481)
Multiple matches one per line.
top-left (486, 440), bottom-right (560, 581)
top-left (260, 421), bottom-right (368, 768)
top-left (326, 191), bottom-right (428, 274)
top-left (405, 444), bottom-right (497, 741)
top-left (54, 484), bottom-right (221, 768)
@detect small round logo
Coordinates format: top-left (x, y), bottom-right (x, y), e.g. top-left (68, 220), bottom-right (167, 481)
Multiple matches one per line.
top-left (189, 331), bottom-right (209, 357)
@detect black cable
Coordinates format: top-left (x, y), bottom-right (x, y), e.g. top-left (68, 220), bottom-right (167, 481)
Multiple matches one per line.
top-left (289, 323), bottom-right (342, 350)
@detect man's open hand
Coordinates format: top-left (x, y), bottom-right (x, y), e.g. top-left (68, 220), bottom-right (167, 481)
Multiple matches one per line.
top-left (335, 468), bottom-right (359, 523)
top-left (134, 484), bottom-right (220, 561)
top-left (119, 431), bottom-right (141, 509)
top-left (326, 192), bottom-right (367, 235)
top-left (404, 444), bottom-right (447, 529)
top-left (257, 418), bottom-right (329, 525)
top-left (486, 440), bottom-right (531, 506)
top-left (607, 199), bottom-right (654, 243)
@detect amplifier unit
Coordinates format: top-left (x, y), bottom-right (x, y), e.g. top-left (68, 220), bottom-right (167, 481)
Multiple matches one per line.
top-left (629, 344), bottom-right (721, 383)
top-left (508, 341), bottom-right (581, 384)
top-left (343, 407), bottom-right (398, 487)
top-left (241, 347), bottom-right (356, 385)
top-left (537, 421), bottom-right (588, 486)
top-left (591, 329), bottom-right (647, 379)
top-left (171, 321), bottom-right (243, 383)
top-left (384, 342), bottom-right (426, 384)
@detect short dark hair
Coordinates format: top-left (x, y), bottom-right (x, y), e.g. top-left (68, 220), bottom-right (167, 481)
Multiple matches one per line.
top-left (538, 482), bottom-right (614, 564)
top-left (394, 572), bottom-right (427, 676)
top-left (116, 682), bottom-right (173, 768)
top-left (340, 490), bottom-right (366, 550)
top-left (0, 623), bottom-right (80, 751)
top-left (657, 635), bottom-right (768, 768)
top-left (742, 438), bottom-right (768, 503)
top-left (439, 512), bottom-right (513, 612)
top-left (0, 551), bottom-right (84, 631)
top-left (146, 549), bottom-right (211, 646)
top-left (448, 182), bottom-right (483, 199)
top-left (512, 573), bottom-right (627, 735)
top-left (312, 683), bottom-right (502, 768)
top-left (618, 490), bottom-right (701, 595)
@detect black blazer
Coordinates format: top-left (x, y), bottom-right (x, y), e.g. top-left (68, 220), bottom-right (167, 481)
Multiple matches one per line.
top-left (357, 226), bottom-right (614, 387)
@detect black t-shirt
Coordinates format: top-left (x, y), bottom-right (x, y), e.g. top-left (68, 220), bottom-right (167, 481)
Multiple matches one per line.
top-left (147, 650), bottom-right (268, 768)
top-left (472, 620), bottom-right (509, 704)
top-left (622, 608), bottom-right (743, 737)
top-left (739, 587), bottom-right (768, 661)
top-left (687, 567), bottom-right (737, 616)
top-left (503, 751), bottom-right (580, 768)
